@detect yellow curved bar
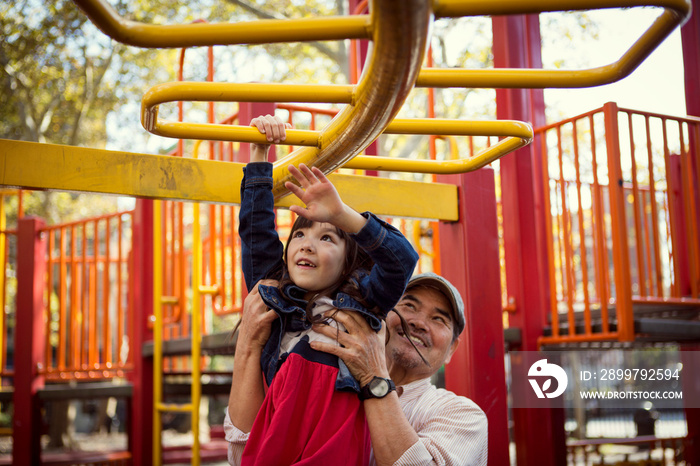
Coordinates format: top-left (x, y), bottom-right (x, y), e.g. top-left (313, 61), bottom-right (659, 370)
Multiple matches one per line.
top-left (384, 118), bottom-right (533, 139)
top-left (168, 117), bottom-right (531, 172)
top-left (343, 118), bottom-right (532, 174)
top-left (267, 0), bottom-right (432, 198)
top-left (343, 136), bottom-right (529, 174)
top-left (141, 82), bottom-right (353, 143)
top-left (432, 0), bottom-right (690, 17)
top-left (73, 0), bottom-right (371, 47)
top-left (342, 118), bottom-right (532, 174)
top-left (425, 0), bottom-right (691, 88)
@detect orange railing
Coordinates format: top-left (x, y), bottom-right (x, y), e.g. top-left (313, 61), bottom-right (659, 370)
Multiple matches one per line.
top-left (42, 211), bottom-right (135, 380)
top-left (538, 102), bottom-right (700, 345)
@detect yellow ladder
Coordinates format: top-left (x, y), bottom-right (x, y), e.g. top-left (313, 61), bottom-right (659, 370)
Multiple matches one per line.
top-left (153, 200), bottom-right (217, 465)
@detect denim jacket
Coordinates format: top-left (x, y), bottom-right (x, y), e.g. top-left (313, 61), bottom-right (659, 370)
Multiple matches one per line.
top-left (239, 162), bottom-right (419, 392)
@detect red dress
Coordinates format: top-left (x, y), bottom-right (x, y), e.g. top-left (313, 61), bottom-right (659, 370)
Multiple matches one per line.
top-left (241, 338), bottom-right (370, 465)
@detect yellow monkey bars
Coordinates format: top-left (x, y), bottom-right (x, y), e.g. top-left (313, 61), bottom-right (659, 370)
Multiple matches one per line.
top-left (72, 0), bottom-right (371, 46)
top-left (422, 0), bottom-right (691, 88)
top-left (141, 80), bottom-right (533, 174)
top-left (71, 0), bottom-right (692, 198)
top-left (81, 0), bottom-right (433, 199)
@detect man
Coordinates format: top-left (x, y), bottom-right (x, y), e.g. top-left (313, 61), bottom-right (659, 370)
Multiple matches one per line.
top-left (225, 272), bottom-right (488, 465)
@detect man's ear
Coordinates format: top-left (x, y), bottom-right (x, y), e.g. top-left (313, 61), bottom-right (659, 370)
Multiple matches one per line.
top-left (443, 338), bottom-right (460, 365)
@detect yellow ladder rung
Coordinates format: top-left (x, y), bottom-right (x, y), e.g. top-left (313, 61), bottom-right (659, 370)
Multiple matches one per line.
top-left (198, 285), bottom-right (219, 295)
top-left (157, 403), bottom-right (194, 413)
top-left (161, 296), bottom-right (179, 305)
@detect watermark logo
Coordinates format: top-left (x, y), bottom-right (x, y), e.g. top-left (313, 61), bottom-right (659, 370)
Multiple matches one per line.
top-left (528, 359), bottom-right (568, 399)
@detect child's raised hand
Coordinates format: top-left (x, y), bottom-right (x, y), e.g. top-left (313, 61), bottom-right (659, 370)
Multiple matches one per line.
top-left (285, 164), bottom-right (368, 234)
top-left (249, 115), bottom-right (291, 163)
top-left (285, 164), bottom-right (344, 223)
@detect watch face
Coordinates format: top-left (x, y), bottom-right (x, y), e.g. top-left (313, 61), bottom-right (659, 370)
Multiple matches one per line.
top-left (369, 378), bottom-right (389, 397)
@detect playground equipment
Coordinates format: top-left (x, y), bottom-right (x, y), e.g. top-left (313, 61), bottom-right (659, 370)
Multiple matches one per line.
top-left (0, 0), bottom-right (698, 464)
top-left (538, 104), bottom-right (700, 346)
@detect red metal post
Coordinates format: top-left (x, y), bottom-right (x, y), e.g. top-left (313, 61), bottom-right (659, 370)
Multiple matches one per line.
top-left (13, 217), bottom-right (46, 465)
top-left (680, 3), bottom-right (700, 462)
top-left (668, 154), bottom-right (691, 295)
top-left (437, 169), bottom-right (509, 466)
top-left (129, 199), bottom-right (154, 466)
top-left (682, 0), bottom-right (700, 118)
top-left (492, 14), bottom-right (567, 465)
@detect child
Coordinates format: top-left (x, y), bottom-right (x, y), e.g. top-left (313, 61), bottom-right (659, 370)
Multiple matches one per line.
top-left (235, 114), bottom-right (419, 465)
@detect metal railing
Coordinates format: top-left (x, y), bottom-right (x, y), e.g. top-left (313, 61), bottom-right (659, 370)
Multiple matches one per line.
top-left (42, 211), bottom-right (134, 380)
top-left (538, 102), bottom-right (700, 345)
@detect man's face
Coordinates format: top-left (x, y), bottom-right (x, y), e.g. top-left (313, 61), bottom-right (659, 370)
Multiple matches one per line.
top-left (386, 285), bottom-right (459, 380)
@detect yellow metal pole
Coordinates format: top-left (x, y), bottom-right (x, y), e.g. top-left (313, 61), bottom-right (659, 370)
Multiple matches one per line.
top-left (384, 118), bottom-right (532, 138)
top-left (0, 139), bottom-right (459, 220)
top-left (343, 136), bottom-right (529, 174)
top-left (191, 202), bottom-right (202, 466)
top-left (0, 194), bottom-right (5, 383)
top-left (141, 82), bottom-right (353, 139)
top-left (73, 0), bottom-right (371, 47)
top-left (153, 200), bottom-right (163, 465)
top-left (342, 119), bottom-right (533, 173)
top-left (425, 0), bottom-right (690, 88)
top-left (432, 0), bottom-right (690, 17)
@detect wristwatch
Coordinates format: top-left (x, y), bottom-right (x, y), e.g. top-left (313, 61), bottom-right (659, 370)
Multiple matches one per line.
top-left (359, 376), bottom-right (396, 400)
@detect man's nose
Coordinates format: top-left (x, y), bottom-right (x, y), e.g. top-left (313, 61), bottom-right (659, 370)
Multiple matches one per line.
top-left (407, 313), bottom-right (428, 331)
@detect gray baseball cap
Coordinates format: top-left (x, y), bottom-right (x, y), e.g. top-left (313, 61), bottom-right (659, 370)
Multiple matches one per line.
top-left (406, 272), bottom-right (465, 337)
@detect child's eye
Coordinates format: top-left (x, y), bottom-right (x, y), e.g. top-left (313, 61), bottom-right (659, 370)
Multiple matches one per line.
top-left (293, 231), bottom-right (304, 239)
top-left (321, 234), bottom-right (333, 242)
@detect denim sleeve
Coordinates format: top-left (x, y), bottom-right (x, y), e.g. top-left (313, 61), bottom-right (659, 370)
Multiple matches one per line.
top-left (351, 212), bottom-right (419, 315)
top-left (239, 162), bottom-right (284, 292)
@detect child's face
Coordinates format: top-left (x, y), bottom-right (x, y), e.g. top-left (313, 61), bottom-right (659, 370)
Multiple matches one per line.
top-left (286, 221), bottom-right (347, 295)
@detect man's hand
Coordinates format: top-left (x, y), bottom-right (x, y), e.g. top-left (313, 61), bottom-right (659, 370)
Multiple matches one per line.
top-left (312, 310), bottom-right (421, 465)
top-left (236, 280), bottom-right (278, 354)
top-left (310, 310), bottom-right (389, 387)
